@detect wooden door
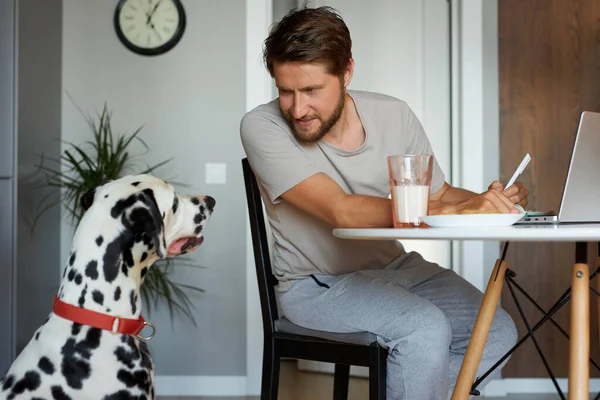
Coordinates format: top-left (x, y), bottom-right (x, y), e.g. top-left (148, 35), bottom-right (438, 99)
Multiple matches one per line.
top-left (499, 0), bottom-right (600, 378)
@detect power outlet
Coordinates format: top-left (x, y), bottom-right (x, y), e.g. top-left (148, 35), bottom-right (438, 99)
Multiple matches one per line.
top-left (205, 163), bottom-right (227, 184)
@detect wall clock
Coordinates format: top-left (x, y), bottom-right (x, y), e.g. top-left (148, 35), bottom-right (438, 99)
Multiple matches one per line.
top-left (114, 0), bottom-right (186, 56)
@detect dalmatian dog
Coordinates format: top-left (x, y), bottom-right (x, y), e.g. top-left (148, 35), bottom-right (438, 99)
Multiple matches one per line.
top-left (0, 174), bottom-right (215, 400)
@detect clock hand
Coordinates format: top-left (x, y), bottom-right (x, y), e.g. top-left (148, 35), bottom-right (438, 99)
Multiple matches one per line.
top-left (150, 0), bottom-right (162, 17)
top-left (146, 0), bottom-right (162, 26)
top-left (150, 22), bottom-right (162, 41)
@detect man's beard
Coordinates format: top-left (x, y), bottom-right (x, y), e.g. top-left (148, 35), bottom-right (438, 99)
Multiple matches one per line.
top-left (282, 89), bottom-right (346, 144)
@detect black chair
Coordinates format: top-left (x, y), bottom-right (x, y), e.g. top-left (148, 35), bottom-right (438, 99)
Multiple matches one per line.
top-left (242, 158), bottom-right (387, 400)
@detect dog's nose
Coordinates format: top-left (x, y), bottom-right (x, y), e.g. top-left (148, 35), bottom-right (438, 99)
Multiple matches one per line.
top-left (204, 196), bottom-right (216, 212)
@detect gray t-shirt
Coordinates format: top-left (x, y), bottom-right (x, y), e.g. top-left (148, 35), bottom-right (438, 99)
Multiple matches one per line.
top-left (240, 90), bottom-right (445, 291)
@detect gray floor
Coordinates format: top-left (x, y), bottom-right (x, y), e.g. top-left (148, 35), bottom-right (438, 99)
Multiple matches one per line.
top-left (157, 359), bottom-right (585, 400)
top-left (159, 396), bottom-right (581, 400)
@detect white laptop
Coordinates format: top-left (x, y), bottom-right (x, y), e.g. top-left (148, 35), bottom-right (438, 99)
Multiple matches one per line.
top-left (516, 111), bottom-right (600, 225)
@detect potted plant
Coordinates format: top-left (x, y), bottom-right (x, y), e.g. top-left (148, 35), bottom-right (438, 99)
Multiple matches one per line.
top-left (33, 103), bottom-right (204, 326)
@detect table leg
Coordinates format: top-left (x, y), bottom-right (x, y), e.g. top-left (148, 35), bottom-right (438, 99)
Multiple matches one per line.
top-left (568, 242), bottom-right (589, 400)
top-left (451, 258), bottom-right (508, 400)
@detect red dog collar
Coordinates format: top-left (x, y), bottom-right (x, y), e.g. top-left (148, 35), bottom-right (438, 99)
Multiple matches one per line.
top-left (52, 296), bottom-right (155, 340)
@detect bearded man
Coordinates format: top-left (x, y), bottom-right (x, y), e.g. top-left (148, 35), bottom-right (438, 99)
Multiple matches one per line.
top-left (240, 6), bottom-right (528, 400)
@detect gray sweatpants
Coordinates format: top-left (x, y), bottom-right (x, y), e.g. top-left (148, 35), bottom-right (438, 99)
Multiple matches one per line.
top-left (277, 251), bottom-right (518, 400)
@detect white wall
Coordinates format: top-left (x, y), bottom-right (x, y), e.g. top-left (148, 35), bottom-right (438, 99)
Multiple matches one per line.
top-left (61, 0), bottom-right (248, 382)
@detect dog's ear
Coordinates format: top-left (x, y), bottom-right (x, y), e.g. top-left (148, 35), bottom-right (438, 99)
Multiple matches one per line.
top-left (139, 188), bottom-right (167, 259)
top-left (80, 188), bottom-right (96, 211)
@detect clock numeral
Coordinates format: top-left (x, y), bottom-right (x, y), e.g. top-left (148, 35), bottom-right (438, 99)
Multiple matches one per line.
top-left (124, 15), bottom-right (134, 20)
top-left (126, 24), bottom-right (136, 32)
top-left (162, 26), bottom-right (172, 33)
top-left (128, 5), bottom-right (138, 11)
top-left (166, 18), bottom-right (176, 22)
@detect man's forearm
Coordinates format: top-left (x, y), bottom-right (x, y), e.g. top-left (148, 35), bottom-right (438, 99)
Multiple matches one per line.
top-left (429, 185), bottom-right (477, 215)
top-left (335, 194), bottom-right (393, 228)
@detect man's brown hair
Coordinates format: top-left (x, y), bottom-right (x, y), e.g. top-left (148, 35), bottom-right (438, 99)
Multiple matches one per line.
top-left (263, 6), bottom-right (352, 78)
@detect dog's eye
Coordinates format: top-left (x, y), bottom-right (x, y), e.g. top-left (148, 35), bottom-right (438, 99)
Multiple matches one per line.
top-left (171, 196), bottom-right (179, 214)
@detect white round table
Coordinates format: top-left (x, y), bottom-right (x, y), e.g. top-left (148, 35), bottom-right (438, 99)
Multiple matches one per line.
top-left (332, 224), bottom-right (600, 400)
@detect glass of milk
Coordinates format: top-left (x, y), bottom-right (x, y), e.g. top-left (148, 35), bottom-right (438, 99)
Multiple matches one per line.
top-left (387, 154), bottom-right (433, 227)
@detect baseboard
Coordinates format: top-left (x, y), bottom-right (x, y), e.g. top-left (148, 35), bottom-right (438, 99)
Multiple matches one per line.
top-left (155, 376), bottom-right (247, 396)
top-left (482, 378), bottom-right (600, 396)
top-left (154, 375), bottom-right (600, 396)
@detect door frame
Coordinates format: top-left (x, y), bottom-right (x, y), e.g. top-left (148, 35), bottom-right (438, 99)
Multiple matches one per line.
top-left (245, 0), bottom-right (273, 395)
top-left (0, 0), bottom-right (18, 374)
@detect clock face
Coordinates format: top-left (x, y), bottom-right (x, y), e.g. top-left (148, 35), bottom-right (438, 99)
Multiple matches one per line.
top-left (114, 0), bottom-right (186, 56)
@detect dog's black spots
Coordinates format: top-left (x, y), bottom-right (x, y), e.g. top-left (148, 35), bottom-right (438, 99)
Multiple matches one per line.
top-left (69, 252), bottom-right (76, 266)
top-left (106, 308), bottom-right (111, 312)
top-left (60, 352), bottom-right (90, 389)
top-left (140, 252), bottom-right (148, 262)
top-left (114, 337), bottom-right (140, 370)
top-left (204, 196), bottom-right (216, 211)
top-left (123, 247), bottom-right (134, 267)
top-left (172, 196), bottom-right (179, 213)
top-left (104, 194), bottom-right (108, 198)
top-left (191, 197), bottom-right (200, 205)
top-left (62, 266), bottom-right (68, 279)
top-left (194, 226), bottom-right (202, 235)
top-left (34, 331), bottom-right (40, 340)
top-left (67, 269), bottom-right (75, 282)
top-left (116, 369), bottom-right (150, 392)
top-left (74, 273), bottom-right (83, 285)
top-left (2, 375), bottom-right (14, 390)
top-left (141, 233), bottom-right (151, 246)
top-left (60, 328), bottom-right (101, 389)
top-left (86, 327), bottom-right (102, 348)
top-left (51, 385), bottom-right (72, 400)
top-left (103, 390), bottom-right (140, 400)
top-left (114, 286), bottom-right (121, 301)
top-left (32, 397), bottom-right (45, 400)
top-left (162, 211), bottom-right (165, 219)
top-left (96, 235), bottom-right (104, 246)
top-left (139, 343), bottom-right (153, 371)
top-left (10, 370), bottom-right (41, 396)
top-left (121, 262), bottom-right (129, 276)
top-left (130, 290), bottom-right (137, 314)
top-left (78, 285), bottom-right (88, 307)
top-left (199, 205), bottom-right (205, 214)
top-left (194, 213), bottom-right (203, 224)
top-left (38, 356), bottom-right (55, 375)
top-left (85, 260), bottom-right (99, 280)
top-left (111, 195), bottom-right (138, 219)
top-left (131, 181), bottom-right (141, 186)
top-left (80, 187), bottom-right (96, 211)
top-left (71, 323), bottom-right (82, 336)
top-left (92, 290), bottom-right (104, 306)
top-left (140, 267), bottom-right (148, 279)
top-left (103, 239), bottom-right (123, 283)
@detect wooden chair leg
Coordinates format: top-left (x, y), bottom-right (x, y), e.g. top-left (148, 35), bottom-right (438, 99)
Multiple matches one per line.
top-left (569, 262), bottom-right (589, 400)
top-left (261, 341), bottom-right (280, 400)
top-left (333, 364), bottom-right (350, 400)
top-left (451, 259), bottom-right (508, 400)
top-left (369, 345), bottom-right (387, 400)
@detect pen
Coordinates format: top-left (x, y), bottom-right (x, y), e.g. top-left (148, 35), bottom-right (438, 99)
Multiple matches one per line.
top-left (504, 153), bottom-right (531, 190)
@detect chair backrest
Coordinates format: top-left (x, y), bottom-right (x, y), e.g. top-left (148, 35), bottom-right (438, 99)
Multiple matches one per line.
top-left (242, 158), bottom-right (279, 336)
